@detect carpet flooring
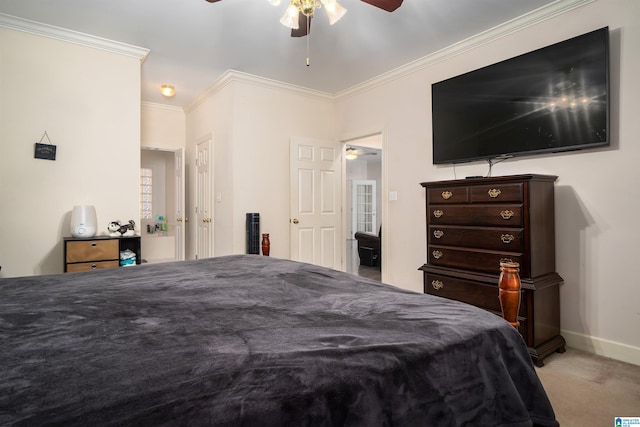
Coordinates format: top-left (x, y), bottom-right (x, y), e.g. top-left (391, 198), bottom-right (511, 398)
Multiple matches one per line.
top-left (536, 347), bottom-right (640, 426)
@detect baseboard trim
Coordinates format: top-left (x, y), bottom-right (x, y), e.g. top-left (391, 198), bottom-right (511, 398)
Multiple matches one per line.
top-left (562, 329), bottom-right (640, 366)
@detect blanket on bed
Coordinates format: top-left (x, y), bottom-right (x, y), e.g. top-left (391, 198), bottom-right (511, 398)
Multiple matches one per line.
top-left (0, 255), bottom-right (557, 426)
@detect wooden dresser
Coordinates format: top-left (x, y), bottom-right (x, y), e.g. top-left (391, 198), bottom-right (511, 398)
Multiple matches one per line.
top-left (419, 174), bottom-right (565, 366)
top-left (64, 236), bottom-right (141, 272)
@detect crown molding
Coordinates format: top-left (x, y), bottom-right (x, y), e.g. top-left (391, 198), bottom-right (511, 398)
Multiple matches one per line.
top-left (141, 101), bottom-right (184, 113)
top-left (185, 69), bottom-right (334, 113)
top-left (334, 0), bottom-right (595, 102)
top-left (0, 13), bottom-right (149, 61)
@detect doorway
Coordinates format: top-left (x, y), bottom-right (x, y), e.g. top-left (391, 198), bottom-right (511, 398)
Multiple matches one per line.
top-left (344, 134), bottom-right (382, 280)
top-left (140, 147), bottom-right (185, 263)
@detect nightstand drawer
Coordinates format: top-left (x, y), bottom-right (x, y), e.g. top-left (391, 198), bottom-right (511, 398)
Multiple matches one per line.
top-left (66, 239), bottom-right (119, 263)
top-left (66, 260), bottom-right (120, 272)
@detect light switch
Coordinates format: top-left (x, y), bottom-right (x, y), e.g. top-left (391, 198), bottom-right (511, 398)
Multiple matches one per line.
top-left (389, 191), bottom-right (398, 201)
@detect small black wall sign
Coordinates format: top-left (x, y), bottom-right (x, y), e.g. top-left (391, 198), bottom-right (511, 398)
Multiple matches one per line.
top-left (34, 143), bottom-right (57, 160)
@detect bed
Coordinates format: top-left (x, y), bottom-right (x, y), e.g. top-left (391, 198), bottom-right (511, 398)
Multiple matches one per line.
top-left (0, 255), bottom-right (558, 426)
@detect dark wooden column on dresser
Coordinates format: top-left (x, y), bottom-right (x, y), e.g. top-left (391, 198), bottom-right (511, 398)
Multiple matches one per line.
top-left (419, 174), bottom-right (565, 366)
top-left (64, 236), bottom-right (141, 272)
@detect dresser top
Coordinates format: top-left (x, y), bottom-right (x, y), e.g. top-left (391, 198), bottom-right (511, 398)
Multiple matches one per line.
top-left (64, 235), bottom-right (140, 241)
top-left (420, 174), bottom-right (558, 188)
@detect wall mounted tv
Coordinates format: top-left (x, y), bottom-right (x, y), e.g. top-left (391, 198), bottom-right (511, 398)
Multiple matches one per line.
top-left (431, 27), bottom-right (609, 165)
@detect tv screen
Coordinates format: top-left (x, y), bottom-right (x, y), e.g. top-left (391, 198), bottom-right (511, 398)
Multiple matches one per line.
top-left (432, 27), bottom-right (609, 164)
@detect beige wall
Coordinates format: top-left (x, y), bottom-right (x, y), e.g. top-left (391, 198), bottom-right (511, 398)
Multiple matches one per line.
top-left (0, 28), bottom-right (144, 278)
top-left (185, 80), bottom-right (234, 258)
top-left (141, 102), bottom-right (185, 150)
top-left (335, 0), bottom-right (640, 363)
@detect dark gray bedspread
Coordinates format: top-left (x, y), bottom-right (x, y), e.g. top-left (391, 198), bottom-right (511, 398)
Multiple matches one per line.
top-left (0, 255), bottom-right (557, 426)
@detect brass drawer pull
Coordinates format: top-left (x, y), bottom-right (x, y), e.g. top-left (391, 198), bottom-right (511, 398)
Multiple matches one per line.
top-left (431, 280), bottom-right (444, 290)
top-left (441, 191), bottom-right (452, 200)
top-left (500, 210), bottom-right (514, 220)
top-left (91, 242), bottom-right (97, 247)
top-left (500, 257), bottom-right (513, 264)
top-left (433, 230), bottom-right (444, 239)
top-left (501, 234), bottom-right (515, 244)
top-left (433, 209), bottom-right (444, 218)
top-left (488, 188), bottom-right (502, 198)
top-left (432, 250), bottom-right (443, 259)
top-left (91, 264), bottom-right (97, 269)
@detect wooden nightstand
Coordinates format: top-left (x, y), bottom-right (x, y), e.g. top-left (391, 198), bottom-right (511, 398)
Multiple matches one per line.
top-left (64, 236), bottom-right (141, 272)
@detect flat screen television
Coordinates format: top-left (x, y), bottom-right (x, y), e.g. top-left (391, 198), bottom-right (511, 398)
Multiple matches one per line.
top-left (431, 27), bottom-right (610, 165)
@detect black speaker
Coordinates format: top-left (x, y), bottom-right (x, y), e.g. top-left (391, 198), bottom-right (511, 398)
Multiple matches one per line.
top-left (246, 213), bottom-right (260, 254)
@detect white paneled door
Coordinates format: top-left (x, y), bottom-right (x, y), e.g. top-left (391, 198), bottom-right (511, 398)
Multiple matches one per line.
top-left (289, 137), bottom-right (342, 269)
top-left (174, 147), bottom-right (185, 261)
top-left (352, 180), bottom-right (376, 237)
top-left (195, 137), bottom-right (213, 259)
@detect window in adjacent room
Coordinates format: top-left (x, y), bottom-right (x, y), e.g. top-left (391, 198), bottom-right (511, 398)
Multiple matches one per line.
top-left (141, 168), bottom-right (153, 219)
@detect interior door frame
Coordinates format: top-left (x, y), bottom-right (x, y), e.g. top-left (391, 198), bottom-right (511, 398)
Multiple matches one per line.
top-left (341, 131), bottom-right (386, 279)
top-left (140, 146), bottom-right (186, 262)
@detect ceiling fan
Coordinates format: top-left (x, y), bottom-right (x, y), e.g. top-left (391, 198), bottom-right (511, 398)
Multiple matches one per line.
top-left (345, 146), bottom-right (379, 160)
top-left (204, 0), bottom-right (403, 37)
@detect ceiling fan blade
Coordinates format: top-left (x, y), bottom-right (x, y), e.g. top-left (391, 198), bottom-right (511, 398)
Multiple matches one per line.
top-left (291, 12), bottom-right (312, 37)
top-left (360, 0), bottom-right (403, 12)
top-left (204, 0), bottom-right (222, 2)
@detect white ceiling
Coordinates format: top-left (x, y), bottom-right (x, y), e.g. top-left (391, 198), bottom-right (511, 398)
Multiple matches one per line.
top-left (0, 0), bottom-right (556, 108)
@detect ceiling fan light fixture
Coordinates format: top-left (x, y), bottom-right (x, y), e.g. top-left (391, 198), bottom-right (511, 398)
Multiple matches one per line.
top-left (300, 0), bottom-right (319, 16)
top-left (160, 84), bottom-right (176, 97)
top-left (345, 147), bottom-right (358, 160)
top-left (321, 0), bottom-right (347, 25)
top-left (280, 3), bottom-right (300, 29)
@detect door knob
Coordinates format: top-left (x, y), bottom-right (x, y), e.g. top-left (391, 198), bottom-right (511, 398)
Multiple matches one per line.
top-left (291, 218), bottom-right (299, 224)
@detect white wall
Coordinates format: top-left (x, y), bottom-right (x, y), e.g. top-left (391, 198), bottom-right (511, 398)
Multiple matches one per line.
top-left (185, 80), bottom-right (235, 259)
top-left (0, 27), bottom-right (144, 278)
top-left (334, 0), bottom-right (640, 363)
top-left (141, 102), bottom-right (185, 150)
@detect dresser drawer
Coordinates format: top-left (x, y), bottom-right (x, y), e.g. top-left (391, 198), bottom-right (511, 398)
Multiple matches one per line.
top-left (425, 272), bottom-right (528, 336)
top-left (425, 273), bottom-right (503, 312)
top-left (66, 260), bottom-right (120, 272)
top-left (66, 239), bottom-right (119, 263)
top-left (470, 183), bottom-right (524, 203)
top-left (427, 186), bottom-right (469, 204)
top-left (428, 204), bottom-right (523, 227)
top-left (428, 225), bottom-right (524, 252)
top-left (428, 245), bottom-right (522, 275)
